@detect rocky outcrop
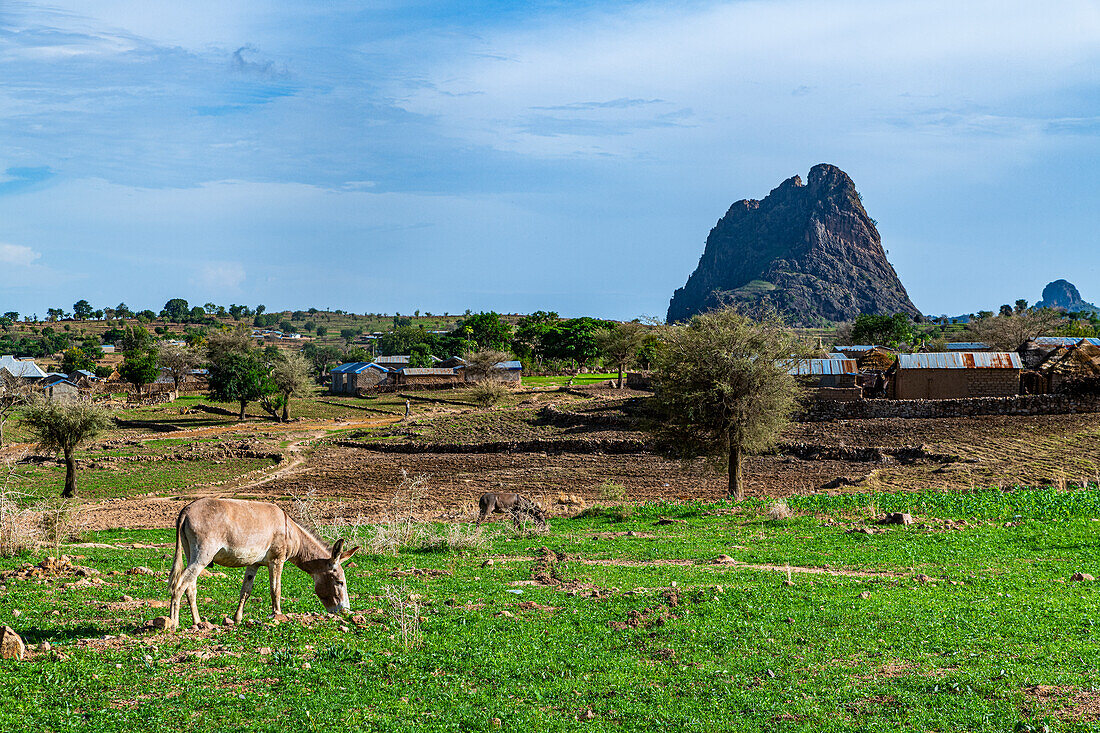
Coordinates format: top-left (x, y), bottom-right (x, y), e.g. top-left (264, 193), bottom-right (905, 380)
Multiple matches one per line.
top-left (1035, 280), bottom-right (1099, 314)
top-left (667, 164), bottom-right (919, 325)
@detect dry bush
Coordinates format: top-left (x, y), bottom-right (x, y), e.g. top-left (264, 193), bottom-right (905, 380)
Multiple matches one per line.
top-left (424, 523), bottom-right (491, 554)
top-left (383, 584), bottom-right (422, 650)
top-left (37, 497), bottom-right (87, 556)
top-left (0, 454), bottom-right (40, 557)
top-left (469, 380), bottom-right (510, 408)
top-left (597, 480), bottom-right (626, 502)
top-left (766, 499), bottom-right (792, 521)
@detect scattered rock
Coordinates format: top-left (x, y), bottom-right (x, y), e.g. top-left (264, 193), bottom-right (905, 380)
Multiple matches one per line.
top-left (858, 591), bottom-right (871, 599)
top-left (0, 626), bottom-right (25, 660)
top-left (654, 517), bottom-right (686, 526)
top-left (40, 641), bottom-right (52, 652)
top-left (11, 609), bottom-right (20, 617)
top-left (195, 621), bottom-right (216, 631)
top-left (847, 528), bottom-right (875, 535)
top-left (1071, 572), bottom-right (1095, 582)
top-left (578, 709), bottom-right (595, 721)
top-left (120, 595), bottom-right (133, 603)
top-left (914, 574), bottom-right (934, 584)
top-left (259, 647), bottom-right (272, 655)
top-left (713, 555), bottom-right (736, 565)
top-left (129, 567), bottom-right (157, 576)
top-left (151, 616), bottom-right (173, 631)
top-left (782, 580), bottom-right (795, 587)
top-left (879, 513), bottom-right (914, 526)
top-left (302, 662), bottom-right (312, 670)
top-left (481, 559), bottom-right (494, 568)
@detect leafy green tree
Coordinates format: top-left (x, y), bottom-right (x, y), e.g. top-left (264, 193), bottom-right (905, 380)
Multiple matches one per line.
top-left (849, 313), bottom-right (914, 347)
top-left (115, 303), bottom-right (132, 318)
top-left (459, 312), bottom-right (513, 350)
top-left (72, 300), bottom-right (93, 320)
top-left (161, 299), bottom-right (190, 322)
top-left (650, 308), bottom-right (809, 500)
top-left (302, 343), bottom-right (344, 382)
top-left (408, 344), bottom-right (433, 368)
top-left (279, 320), bottom-right (294, 333)
top-left (208, 351), bottom-right (271, 420)
top-left (3, 311), bottom-right (19, 322)
top-left (21, 401), bottom-right (112, 497)
top-left (0, 372), bottom-right (31, 446)
top-left (340, 328), bottom-right (357, 346)
top-left (1015, 299), bottom-right (1029, 314)
top-left (120, 347), bottom-right (159, 394)
top-left (596, 322), bottom-right (646, 388)
top-left (315, 325), bottom-right (327, 338)
top-left (999, 304), bottom-right (1013, 317)
top-left (61, 346), bottom-right (95, 374)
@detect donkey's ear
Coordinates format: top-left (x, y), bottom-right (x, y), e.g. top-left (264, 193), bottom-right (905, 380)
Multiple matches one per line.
top-left (330, 538), bottom-right (344, 561)
top-left (340, 546), bottom-right (359, 562)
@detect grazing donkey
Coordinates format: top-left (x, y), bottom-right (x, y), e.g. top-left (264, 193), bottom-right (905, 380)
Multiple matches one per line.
top-left (477, 492), bottom-right (548, 529)
top-left (167, 498), bottom-right (358, 629)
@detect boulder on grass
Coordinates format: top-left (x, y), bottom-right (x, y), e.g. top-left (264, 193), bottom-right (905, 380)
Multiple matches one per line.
top-left (0, 626), bottom-right (25, 660)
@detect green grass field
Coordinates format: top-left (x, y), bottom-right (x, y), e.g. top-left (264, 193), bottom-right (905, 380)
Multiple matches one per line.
top-left (3, 488), bottom-right (1100, 731)
top-left (522, 373), bottom-right (620, 387)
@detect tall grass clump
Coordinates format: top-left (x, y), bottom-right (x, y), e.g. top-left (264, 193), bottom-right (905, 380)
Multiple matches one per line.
top-left (0, 456), bottom-right (39, 557)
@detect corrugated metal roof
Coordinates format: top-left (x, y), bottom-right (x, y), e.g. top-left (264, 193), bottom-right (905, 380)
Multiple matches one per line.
top-left (375, 355), bottom-right (411, 364)
top-left (494, 360), bottom-right (523, 370)
top-left (400, 368), bottom-right (458, 376)
top-left (897, 352), bottom-right (1022, 370)
top-left (330, 362), bottom-right (386, 374)
top-left (835, 345), bottom-right (883, 352)
top-left (787, 359), bottom-right (859, 376)
top-left (945, 342), bottom-right (989, 350)
top-left (828, 352), bottom-right (847, 360)
top-left (0, 355), bottom-right (47, 379)
top-left (1034, 336), bottom-right (1100, 347)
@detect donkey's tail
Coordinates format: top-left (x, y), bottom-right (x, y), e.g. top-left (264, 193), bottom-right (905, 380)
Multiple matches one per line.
top-left (167, 511), bottom-right (188, 595)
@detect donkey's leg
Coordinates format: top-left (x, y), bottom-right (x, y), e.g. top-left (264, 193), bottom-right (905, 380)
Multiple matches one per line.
top-left (168, 533), bottom-right (199, 629)
top-left (268, 560), bottom-right (285, 615)
top-left (234, 564), bottom-right (260, 623)
top-left (186, 578), bottom-right (201, 626)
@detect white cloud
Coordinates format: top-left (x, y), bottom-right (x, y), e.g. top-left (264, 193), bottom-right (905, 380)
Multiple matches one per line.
top-left (0, 242), bottom-right (41, 266)
top-left (196, 261), bottom-right (246, 291)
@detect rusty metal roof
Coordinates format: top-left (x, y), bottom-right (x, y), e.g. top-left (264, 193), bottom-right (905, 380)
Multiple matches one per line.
top-left (897, 352), bottom-right (1022, 370)
top-left (835, 345), bottom-right (884, 352)
top-left (787, 358), bottom-right (859, 376)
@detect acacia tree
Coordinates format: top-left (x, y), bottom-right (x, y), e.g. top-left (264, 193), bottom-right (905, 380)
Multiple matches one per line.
top-left (968, 309), bottom-right (1066, 351)
top-left (158, 343), bottom-right (199, 397)
top-left (260, 352), bottom-right (312, 422)
top-left (597, 321), bottom-right (646, 388)
top-left (462, 349), bottom-right (512, 382)
top-left (651, 307), bottom-right (810, 501)
top-left (21, 401), bottom-right (112, 497)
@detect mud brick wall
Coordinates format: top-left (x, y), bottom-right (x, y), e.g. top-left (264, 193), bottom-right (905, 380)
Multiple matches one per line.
top-left (798, 394), bottom-right (1100, 421)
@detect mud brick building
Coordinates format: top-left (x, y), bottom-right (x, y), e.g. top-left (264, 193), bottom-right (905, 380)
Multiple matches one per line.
top-left (892, 352), bottom-right (1021, 399)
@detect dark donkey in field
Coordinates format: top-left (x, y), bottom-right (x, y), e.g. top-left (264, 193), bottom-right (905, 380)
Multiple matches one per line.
top-left (477, 492), bottom-right (548, 529)
top-left (167, 498), bottom-right (358, 628)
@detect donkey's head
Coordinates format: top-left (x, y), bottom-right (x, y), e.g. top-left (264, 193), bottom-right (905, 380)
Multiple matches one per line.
top-left (308, 539), bottom-right (358, 613)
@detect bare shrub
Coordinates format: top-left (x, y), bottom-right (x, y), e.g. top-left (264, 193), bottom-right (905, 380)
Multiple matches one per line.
top-left (383, 584), bottom-right (422, 650)
top-left (0, 455), bottom-right (39, 557)
top-left (423, 523), bottom-right (491, 554)
top-left (766, 499), bottom-right (792, 521)
top-left (38, 497), bottom-right (87, 556)
top-left (469, 380), bottom-right (509, 408)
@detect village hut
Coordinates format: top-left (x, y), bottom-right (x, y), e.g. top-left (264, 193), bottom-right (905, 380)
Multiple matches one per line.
top-left (787, 358), bottom-right (861, 400)
top-left (892, 352), bottom-right (1022, 399)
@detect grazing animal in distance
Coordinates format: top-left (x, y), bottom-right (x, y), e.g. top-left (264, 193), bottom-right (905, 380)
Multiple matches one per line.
top-left (167, 498), bottom-right (358, 629)
top-left (478, 492), bottom-right (548, 529)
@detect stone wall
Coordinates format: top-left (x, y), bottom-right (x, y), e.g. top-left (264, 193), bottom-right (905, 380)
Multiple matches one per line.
top-left (798, 394), bottom-right (1100, 422)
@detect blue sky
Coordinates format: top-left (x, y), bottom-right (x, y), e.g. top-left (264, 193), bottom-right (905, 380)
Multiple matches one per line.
top-left (1, 0), bottom-right (1098, 320)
